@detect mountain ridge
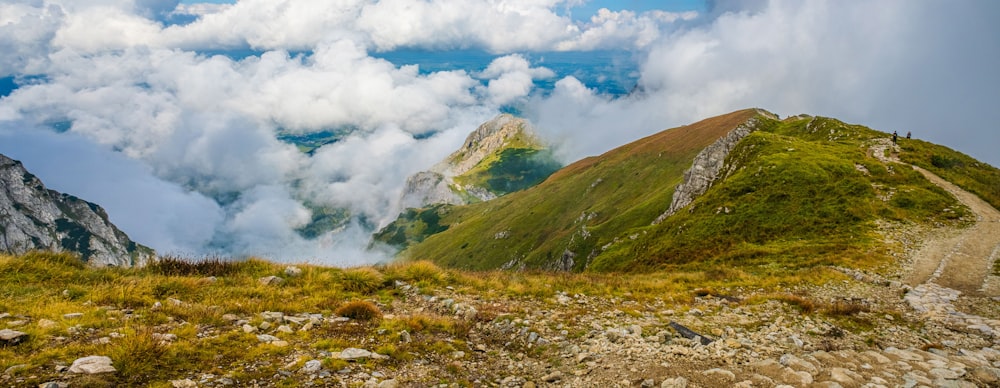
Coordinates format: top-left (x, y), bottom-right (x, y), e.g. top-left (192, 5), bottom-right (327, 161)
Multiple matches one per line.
top-left (395, 109), bottom-right (996, 273)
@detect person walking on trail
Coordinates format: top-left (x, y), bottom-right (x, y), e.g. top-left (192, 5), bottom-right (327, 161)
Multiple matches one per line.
top-left (906, 131), bottom-right (911, 139)
top-left (893, 131), bottom-right (898, 145)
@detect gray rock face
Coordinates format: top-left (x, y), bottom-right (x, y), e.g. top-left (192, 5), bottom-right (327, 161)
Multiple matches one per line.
top-left (653, 111), bottom-right (775, 224)
top-left (0, 154), bottom-right (153, 266)
top-left (399, 114), bottom-right (537, 209)
top-left (399, 171), bottom-right (465, 210)
top-left (445, 113), bottom-right (533, 177)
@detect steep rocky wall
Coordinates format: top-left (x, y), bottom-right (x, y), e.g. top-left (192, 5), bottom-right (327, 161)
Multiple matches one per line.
top-left (0, 154), bottom-right (154, 266)
top-left (653, 112), bottom-right (773, 224)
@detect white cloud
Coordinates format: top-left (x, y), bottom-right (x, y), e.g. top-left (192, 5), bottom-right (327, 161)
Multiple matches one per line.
top-left (3, 0), bottom-right (690, 55)
top-left (0, 2), bottom-right (63, 76)
top-left (477, 54), bottom-right (555, 106)
top-left (528, 1), bottom-right (1000, 168)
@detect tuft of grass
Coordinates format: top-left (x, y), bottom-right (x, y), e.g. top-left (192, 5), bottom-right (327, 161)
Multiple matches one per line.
top-left (23, 250), bottom-right (86, 269)
top-left (109, 325), bottom-right (169, 385)
top-left (334, 300), bottom-right (382, 321)
top-left (340, 267), bottom-right (385, 294)
top-left (397, 260), bottom-right (446, 284)
top-left (149, 256), bottom-right (248, 277)
top-left (768, 294), bottom-right (817, 314)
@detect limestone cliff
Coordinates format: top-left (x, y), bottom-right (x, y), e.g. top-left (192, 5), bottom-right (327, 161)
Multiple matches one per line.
top-left (0, 154), bottom-right (154, 266)
top-left (652, 109), bottom-right (778, 224)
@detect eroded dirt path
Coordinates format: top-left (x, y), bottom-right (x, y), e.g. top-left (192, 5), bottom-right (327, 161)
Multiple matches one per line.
top-left (864, 136), bottom-right (1000, 342)
top-left (906, 166), bottom-right (1000, 295)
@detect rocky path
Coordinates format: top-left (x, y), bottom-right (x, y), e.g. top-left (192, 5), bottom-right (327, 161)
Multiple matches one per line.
top-left (868, 137), bottom-right (1000, 295)
top-left (905, 166), bottom-right (1000, 295)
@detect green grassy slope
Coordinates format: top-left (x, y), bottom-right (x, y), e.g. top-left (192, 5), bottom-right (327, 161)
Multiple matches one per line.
top-left (898, 139), bottom-right (1000, 210)
top-left (400, 109), bottom-right (768, 270)
top-left (595, 116), bottom-right (970, 272)
top-left (400, 110), bottom-right (990, 273)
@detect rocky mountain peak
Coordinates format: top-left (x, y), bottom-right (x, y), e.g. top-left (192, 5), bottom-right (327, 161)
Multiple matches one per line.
top-left (441, 113), bottom-right (540, 177)
top-left (399, 114), bottom-right (556, 210)
top-left (0, 154), bottom-right (154, 266)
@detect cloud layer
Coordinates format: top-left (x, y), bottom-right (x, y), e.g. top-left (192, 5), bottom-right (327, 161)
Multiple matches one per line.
top-left (0, 0), bottom-right (996, 265)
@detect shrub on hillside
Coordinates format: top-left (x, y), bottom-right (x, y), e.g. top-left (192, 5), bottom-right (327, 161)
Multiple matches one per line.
top-left (334, 300), bottom-right (382, 321)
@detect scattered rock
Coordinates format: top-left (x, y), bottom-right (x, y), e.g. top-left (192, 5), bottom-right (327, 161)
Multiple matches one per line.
top-left (660, 376), bottom-right (688, 388)
top-left (259, 276), bottom-right (284, 286)
top-left (970, 367), bottom-right (1000, 384)
top-left (284, 266), bottom-right (302, 277)
top-left (336, 348), bottom-right (387, 361)
top-left (261, 311), bottom-right (284, 322)
top-left (4, 364), bottom-right (27, 375)
top-left (171, 379), bottom-right (197, 388)
top-left (62, 313), bottom-right (83, 319)
top-left (0, 328), bottom-right (27, 345)
top-left (68, 356), bottom-right (116, 374)
top-left (702, 368), bottom-right (735, 381)
top-left (301, 359), bottom-right (322, 374)
top-left (37, 319), bottom-right (58, 329)
top-left (541, 370), bottom-right (562, 382)
top-left (377, 380), bottom-right (399, 388)
top-left (152, 333), bottom-right (178, 343)
top-left (828, 367), bottom-right (859, 385)
top-left (256, 334), bottom-right (280, 343)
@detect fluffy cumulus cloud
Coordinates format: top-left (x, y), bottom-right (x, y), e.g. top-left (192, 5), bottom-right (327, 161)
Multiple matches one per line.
top-left (526, 1), bottom-right (1000, 167)
top-left (477, 54), bottom-right (555, 106)
top-left (0, 0), bottom-right (997, 265)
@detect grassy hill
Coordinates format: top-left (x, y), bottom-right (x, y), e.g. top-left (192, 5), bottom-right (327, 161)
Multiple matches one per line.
top-left (395, 110), bottom-right (991, 273)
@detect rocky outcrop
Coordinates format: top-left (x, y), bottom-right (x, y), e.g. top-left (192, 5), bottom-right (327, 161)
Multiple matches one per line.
top-left (399, 172), bottom-right (465, 210)
top-left (400, 114), bottom-right (546, 209)
top-left (653, 110), bottom-right (776, 224)
top-left (443, 114), bottom-right (537, 177)
top-left (0, 154), bottom-right (154, 266)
